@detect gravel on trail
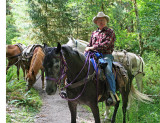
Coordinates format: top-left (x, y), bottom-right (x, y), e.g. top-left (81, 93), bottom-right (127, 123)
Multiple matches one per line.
top-left (34, 77), bottom-right (94, 123)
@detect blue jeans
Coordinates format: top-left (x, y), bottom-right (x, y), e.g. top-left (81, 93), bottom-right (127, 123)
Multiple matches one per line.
top-left (103, 54), bottom-right (116, 94)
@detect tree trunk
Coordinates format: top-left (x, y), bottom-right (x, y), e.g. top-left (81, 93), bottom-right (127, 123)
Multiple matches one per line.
top-left (133, 0), bottom-right (143, 56)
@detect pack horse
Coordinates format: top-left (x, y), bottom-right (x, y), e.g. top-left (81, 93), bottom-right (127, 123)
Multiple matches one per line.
top-left (22, 44), bottom-right (45, 90)
top-left (6, 43), bottom-right (26, 80)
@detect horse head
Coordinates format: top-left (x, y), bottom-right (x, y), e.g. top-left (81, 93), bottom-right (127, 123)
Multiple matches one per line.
top-left (26, 70), bottom-right (36, 90)
top-left (43, 43), bottom-right (61, 95)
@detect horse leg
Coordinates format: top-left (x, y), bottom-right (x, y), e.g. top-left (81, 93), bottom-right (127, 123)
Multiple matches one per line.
top-left (90, 104), bottom-right (101, 123)
top-left (122, 99), bottom-right (127, 123)
top-left (16, 64), bottom-right (20, 80)
top-left (68, 101), bottom-right (77, 123)
top-left (41, 69), bottom-right (45, 90)
top-left (21, 64), bottom-right (26, 80)
top-left (111, 101), bottom-right (120, 123)
top-left (121, 88), bottom-right (129, 123)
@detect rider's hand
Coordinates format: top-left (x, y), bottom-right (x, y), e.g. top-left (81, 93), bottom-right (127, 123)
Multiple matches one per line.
top-left (85, 47), bottom-right (95, 52)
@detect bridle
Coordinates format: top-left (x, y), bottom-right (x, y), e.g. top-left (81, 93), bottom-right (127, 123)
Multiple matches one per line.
top-left (45, 51), bottom-right (68, 85)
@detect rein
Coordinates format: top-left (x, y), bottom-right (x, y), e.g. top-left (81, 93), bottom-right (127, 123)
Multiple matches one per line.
top-left (61, 52), bottom-right (92, 101)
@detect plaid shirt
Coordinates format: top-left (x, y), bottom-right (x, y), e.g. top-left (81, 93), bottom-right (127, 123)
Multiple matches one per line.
top-left (88, 26), bottom-right (116, 54)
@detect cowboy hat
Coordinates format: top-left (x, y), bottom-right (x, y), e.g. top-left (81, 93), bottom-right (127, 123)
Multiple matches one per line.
top-left (93, 12), bottom-right (110, 24)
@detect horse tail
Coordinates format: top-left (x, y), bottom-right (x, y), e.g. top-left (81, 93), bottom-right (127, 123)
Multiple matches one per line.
top-left (129, 84), bottom-right (153, 103)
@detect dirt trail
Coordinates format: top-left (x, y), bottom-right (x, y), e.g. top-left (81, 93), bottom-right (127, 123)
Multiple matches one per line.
top-left (34, 77), bottom-right (94, 123)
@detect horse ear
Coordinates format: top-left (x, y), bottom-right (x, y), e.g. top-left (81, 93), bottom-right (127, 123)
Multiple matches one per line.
top-left (56, 42), bottom-right (61, 54)
top-left (43, 43), bottom-right (48, 48)
top-left (43, 43), bottom-right (48, 54)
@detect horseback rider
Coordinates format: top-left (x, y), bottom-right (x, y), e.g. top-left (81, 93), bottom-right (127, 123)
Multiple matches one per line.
top-left (85, 12), bottom-right (117, 105)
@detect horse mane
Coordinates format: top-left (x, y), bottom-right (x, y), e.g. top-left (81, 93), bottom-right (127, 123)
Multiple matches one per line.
top-left (27, 47), bottom-right (45, 77)
top-left (62, 44), bottom-right (86, 62)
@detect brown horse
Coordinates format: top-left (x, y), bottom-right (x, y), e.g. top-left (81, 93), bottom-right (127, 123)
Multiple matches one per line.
top-left (26, 47), bottom-right (45, 90)
top-left (6, 44), bottom-right (26, 80)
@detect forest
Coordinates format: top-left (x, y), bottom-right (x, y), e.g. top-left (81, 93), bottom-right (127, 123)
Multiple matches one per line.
top-left (6, 0), bottom-right (160, 122)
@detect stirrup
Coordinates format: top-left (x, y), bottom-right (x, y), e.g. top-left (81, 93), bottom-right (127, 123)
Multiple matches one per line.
top-left (114, 93), bottom-right (120, 101)
top-left (110, 91), bottom-right (116, 104)
top-left (107, 91), bottom-right (119, 106)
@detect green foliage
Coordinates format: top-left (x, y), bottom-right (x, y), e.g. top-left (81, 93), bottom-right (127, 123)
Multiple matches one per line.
top-left (143, 52), bottom-right (160, 94)
top-left (139, 1), bottom-right (160, 53)
top-left (97, 96), bottom-right (160, 123)
top-left (6, 69), bottom-right (14, 82)
top-left (7, 0), bottom-right (33, 45)
top-left (6, 67), bottom-right (42, 108)
top-left (6, 66), bottom-right (42, 122)
top-left (6, 15), bottom-right (20, 44)
top-left (6, 106), bottom-right (38, 123)
top-left (6, 114), bottom-right (12, 123)
top-left (27, 0), bottom-right (74, 45)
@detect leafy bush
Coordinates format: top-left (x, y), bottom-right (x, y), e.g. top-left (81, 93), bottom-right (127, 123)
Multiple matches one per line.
top-left (143, 52), bottom-right (160, 95)
top-left (6, 67), bottom-right (42, 109)
top-left (6, 66), bottom-right (42, 122)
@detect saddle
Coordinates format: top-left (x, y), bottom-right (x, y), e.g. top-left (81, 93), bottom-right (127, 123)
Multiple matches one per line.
top-left (90, 52), bottom-right (128, 84)
top-left (112, 62), bottom-right (129, 88)
top-left (15, 43), bottom-right (26, 52)
top-left (90, 53), bottom-right (129, 100)
top-left (22, 44), bottom-right (43, 60)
